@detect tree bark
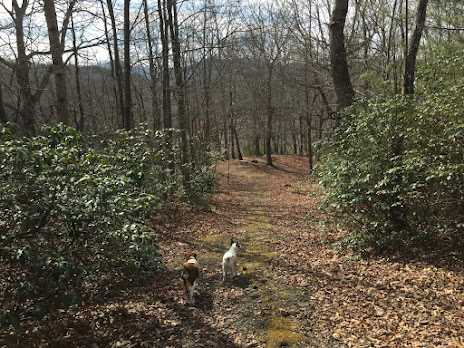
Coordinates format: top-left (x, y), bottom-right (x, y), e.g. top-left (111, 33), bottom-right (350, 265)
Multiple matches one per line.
top-left (0, 84), bottom-right (7, 123)
top-left (167, 0), bottom-right (189, 173)
top-left (123, 0), bottom-right (132, 130)
top-left (403, 0), bottom-right (428, 96)
top-left (202, 2), bottom-right (212, 148)
top-left (254, 135), bottom-right (261, 157)
top-left (230, 121), bottom-right (235, 159)
top-left (158, 0), bottom-right (172, 129)
top-left (305, 89), bottom-right (313, 173)
top-left (143, 0), bottom-right (161, 130)
top-left (100, 0), bottom-right (117, 123)
top-left (106, 0), bottom-right (125, 127)
top-left (232, 125), bottom-right (243, 161)
top-left (265, 63), bottom-right (274, 166)
top-left (70, 13), bottom-right (85, 131)
top-left (329, 0), bottom-right (355, 111)
top-left (13, 0), bottom-right (35, 135)
top-left (43, 0), bottom-right (71, 126)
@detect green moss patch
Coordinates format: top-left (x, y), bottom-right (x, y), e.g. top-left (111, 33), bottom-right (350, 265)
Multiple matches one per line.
top-left (196, 204), bottom-right (309, 347)
top-left (266, 316), bottom-right (308, 348)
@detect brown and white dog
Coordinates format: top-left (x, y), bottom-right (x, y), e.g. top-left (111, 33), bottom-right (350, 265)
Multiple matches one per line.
top-left (181, 252), bottom-right (199, 305)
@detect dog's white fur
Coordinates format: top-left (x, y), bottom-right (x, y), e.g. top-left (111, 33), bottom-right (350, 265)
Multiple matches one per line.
top-left (222, 239), bottom-right (241, 282)
top-left (181, 252), bottom-right (199, 305)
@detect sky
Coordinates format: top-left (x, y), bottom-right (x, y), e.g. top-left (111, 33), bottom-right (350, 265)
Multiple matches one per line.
top-left (0, 0), bottom-right (330, 64)
top-left (1, 1), bottom-right (13, 11)
top-left (0, 0), bottom-right (112, 62)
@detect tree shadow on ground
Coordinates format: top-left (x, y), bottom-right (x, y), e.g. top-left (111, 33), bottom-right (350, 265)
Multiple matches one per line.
top-left (4, 267), bottom-right (241, 348)
top-left (386, 241), bottom-right (464, 272)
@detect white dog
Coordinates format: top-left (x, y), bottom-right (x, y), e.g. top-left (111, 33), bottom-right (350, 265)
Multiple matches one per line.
top-left (222, 239), bottom-right (241, 282)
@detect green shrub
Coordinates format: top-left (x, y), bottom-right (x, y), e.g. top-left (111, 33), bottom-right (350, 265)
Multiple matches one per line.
top-left (318, 84), bottom-right (464, 254)
top-left (0, 123), bottom-right (217, 328)
top-left (91, 125), bottom-right (218, 209)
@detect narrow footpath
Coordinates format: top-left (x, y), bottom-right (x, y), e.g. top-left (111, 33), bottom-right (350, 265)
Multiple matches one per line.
top-left (153, 156), bottom-right (332, 347)
top-left (12, 155), bottom-right (463, 347)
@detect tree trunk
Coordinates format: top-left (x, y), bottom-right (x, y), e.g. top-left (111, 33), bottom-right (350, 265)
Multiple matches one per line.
top-left (202, 3), bottom-right (212, 148)
top-left (385, 0), bottom-right (399, 83)
top-left (218, 47), bottom-right (229, 159)
top-left (71, 13), bottom-right (85, 131)
top-left (386, 0), bottom-right (428, 237)
top-left (13, 0), bottom-right (39, 135)
top-left (106, 0), bottom-right (125, 127)
top-left (305, 89), bottom-right (313, 173)
top-left (143, 0), bottom-right (161, 130)
top-left (220, 70), bottom-right (229, 160)
top-left (232, 126), bottom-right (243, 161)
top-left (254, 136), bottom-right (260, 157)
top-left (265, 64), bottom-right (273, 166)
top-left (291, 119), bottom-right (297, 155)
top-left (230, 122), bottom-right (235, 159)
top-left (329, 0), bottom-right (355, 111)
top-left (123, 0), bottom-right (132, 130)
top-left (43, 0), bottom-right (70, 126)
top-left (158, 0), bottom-right (172, 129)
top-left (100, 0), bottom-right (118, 123)
top-left (0, 84), bottom-right (7, 123)
top-left (167, 0), bottom-right (189, 177)
top-left (299, 115), bottom-right (304, 155)
top-left (303, 55), bottom-right (314, 172)
top-left (403, 0), bottom-right (428, 96)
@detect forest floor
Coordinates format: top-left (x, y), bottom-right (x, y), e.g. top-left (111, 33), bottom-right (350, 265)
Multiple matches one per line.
top-left (3, 155), bottom-right (464, 347)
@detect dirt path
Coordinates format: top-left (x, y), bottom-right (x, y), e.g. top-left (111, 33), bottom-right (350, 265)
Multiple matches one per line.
top-left (154, 156), bottom-right (326, 348)
top-left (188, 160), bottom-right (319, 347)
top-left (7, 155), bottom-right (463, 347)
top-left (143, 155), bottom-right (464, 348)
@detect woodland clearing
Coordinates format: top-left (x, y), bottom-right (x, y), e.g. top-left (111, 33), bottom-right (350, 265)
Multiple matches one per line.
top-left (2, 155), bottom-right (463, 347)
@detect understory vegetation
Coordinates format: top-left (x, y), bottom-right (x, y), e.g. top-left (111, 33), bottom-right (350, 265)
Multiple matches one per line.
top-left (0, 124), bottom-right (217, 328)
top-left (318, 48), bottom-right (464, 254)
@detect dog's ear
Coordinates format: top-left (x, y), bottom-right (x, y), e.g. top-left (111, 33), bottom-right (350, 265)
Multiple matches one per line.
top-left (231, 238), bottom-right (234, 245)
top-left (193, 252), bottom-right (197, 258)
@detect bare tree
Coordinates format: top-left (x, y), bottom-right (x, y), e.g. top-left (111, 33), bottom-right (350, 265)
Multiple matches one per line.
top-left (246, 4), bottom-right (291, 166)
top-left (0, 0), bottom-right (447, 143)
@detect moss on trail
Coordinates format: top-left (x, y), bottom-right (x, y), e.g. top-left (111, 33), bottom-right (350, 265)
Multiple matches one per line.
top-left (267, 317), bottom-right (308, 348)
top-left (199, 205), bottom-right (310, 347)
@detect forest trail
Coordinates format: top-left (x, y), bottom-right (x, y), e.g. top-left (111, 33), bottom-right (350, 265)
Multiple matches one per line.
top-left (8, 155), bottom-right (464, 347)
top-left (155, 155), bottom-right (326, 347)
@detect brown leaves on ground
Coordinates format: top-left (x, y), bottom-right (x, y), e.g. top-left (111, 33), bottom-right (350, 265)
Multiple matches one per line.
top-left (241, 157), bottom-right (464, 347)
top-left (2, 155), bottom-right (463, 347)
